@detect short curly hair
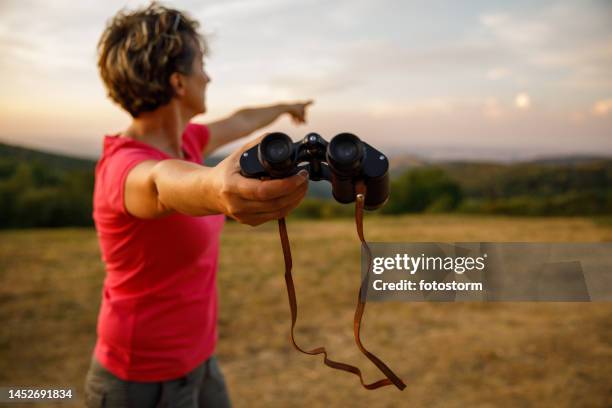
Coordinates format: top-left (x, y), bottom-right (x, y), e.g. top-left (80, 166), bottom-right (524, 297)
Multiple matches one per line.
top-left (97, 3), bottom-right (207, 117)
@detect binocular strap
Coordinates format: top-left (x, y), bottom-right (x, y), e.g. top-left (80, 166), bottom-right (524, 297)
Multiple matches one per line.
top-left (277, 181), bottom-right (406, 391)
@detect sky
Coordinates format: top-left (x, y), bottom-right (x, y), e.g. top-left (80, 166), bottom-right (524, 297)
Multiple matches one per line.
top-left (0, 0), bottom-right (610, 160)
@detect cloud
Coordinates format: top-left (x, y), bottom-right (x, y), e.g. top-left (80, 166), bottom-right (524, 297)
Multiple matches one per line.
top-left (366, 98), bottom-right (459, 118)
top-left (199, 0), bottom-right (288, 19)
top-left (478, 4), bottom-right (612, 97)
top-left (486, 67), bottom-right (511, 80)
top-left (482, 97), bottom-right (504, 118)
top-left (480, 12), bottom-right (551, 47)
top-left (341, 38), bottom-right (508, 76)
top-left (365, 96), bottom-right (515, 120)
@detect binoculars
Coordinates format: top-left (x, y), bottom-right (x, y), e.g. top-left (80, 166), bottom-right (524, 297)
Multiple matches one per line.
top-left (239, 132), bottom-right (389, 210)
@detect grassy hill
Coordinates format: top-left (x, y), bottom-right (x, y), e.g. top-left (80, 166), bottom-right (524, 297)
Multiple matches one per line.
top-left (438, 159), bottom-right (612, 198)
top-left (0, 141), bottom-right (95, 172)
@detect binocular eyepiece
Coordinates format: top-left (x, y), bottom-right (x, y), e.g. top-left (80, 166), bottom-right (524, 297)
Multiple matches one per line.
top-left (240, 132), bottom-right (389, 210)
top-left (258, 133), bottom-right (295, 176)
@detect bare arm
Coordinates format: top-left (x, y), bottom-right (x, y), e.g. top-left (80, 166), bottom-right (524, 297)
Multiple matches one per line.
top-left (125, 159), bottom-right (220, 218)
top-left (124, 136), bottom-right (309, 224)
top-left (203, 100), bottom-right (313, 156)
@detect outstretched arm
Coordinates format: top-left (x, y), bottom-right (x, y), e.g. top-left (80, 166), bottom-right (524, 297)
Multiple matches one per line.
top-left (203, 100), bottom-right (313, 156)
top-left (124, 135), bottom-right (309, 225)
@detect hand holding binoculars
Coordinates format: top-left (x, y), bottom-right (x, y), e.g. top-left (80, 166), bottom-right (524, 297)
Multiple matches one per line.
top-left (239, 132), bottom-right (389, 210)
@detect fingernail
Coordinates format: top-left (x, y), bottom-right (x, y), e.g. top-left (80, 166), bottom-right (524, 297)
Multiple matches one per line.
top-left (298, 169), bottom-right (309, 179)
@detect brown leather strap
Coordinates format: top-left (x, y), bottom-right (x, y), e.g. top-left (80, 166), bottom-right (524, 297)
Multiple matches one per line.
top-left (353, 181), bottom-right (406, 390)
top-left (277, 181), bottom-right (406, 391)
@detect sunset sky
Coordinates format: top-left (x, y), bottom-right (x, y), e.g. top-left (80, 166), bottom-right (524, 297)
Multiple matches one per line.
top-left (0, 0), bottom-right (610, 160)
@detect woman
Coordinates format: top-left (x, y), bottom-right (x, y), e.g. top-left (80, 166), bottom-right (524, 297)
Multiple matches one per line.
top-left (85, 4), bottom-right (312, 407)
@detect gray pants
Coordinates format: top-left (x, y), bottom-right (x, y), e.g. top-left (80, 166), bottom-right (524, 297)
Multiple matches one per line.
top-left (84, 355), bottom-right (232, 408)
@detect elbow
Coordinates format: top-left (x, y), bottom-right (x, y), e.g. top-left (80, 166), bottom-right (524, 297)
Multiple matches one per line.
top-left (149, 162), bottom-right (174, 216)
top-left (232, 109), bottom-right (254, 137)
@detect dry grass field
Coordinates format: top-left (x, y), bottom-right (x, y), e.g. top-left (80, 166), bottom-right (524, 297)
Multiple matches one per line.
top-left (1, 215), bottom-right (611, 407)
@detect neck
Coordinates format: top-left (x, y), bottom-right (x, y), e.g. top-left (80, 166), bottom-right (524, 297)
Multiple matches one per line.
top-left (124, 103), bottom-right (193, 158)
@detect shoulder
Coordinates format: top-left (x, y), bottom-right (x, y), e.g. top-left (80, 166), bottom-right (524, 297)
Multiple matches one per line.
top-left (184, 122), bottom-right (210, 138)
top-left (98, 136), bottom-right (164, 176)
top-left (95, 136), bottom-right (165, 216)
top-left (182, 123), bottom-right (210, 160)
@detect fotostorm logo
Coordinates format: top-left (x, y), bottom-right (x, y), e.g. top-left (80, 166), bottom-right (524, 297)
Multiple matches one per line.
top-left (371, 253), bottom-right (488, 275)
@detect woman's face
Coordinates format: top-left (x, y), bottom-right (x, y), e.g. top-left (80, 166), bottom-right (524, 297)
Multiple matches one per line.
top-left (182, 47), bottom-right (210, 115)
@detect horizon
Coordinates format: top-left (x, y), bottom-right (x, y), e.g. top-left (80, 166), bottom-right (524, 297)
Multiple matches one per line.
top-left (1, 0), bottom-right (611, 160)
top-left (2, 135), bottom-right (611, 165)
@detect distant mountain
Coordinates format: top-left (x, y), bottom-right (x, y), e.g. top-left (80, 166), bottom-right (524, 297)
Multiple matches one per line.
top-left (387, 153), bottom-right (612, 176)
top-left (0, 142), bottom-right (226, 171)
top-left (388, 154), bottom-right (428, 176)
top-left (526, 155), bottom-right (612, 166)
top-left (0, 141), bottom-right (95, 171)
top-left (435, 159), bottom-right (612, 198)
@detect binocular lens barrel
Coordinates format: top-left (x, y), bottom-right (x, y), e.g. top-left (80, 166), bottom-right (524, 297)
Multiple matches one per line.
top-left (258, 133), bottom-right (295, 176)
top-left (260, 133), bottom-right (293, 163)
top-left (327, 133), bottom-right (364, 174)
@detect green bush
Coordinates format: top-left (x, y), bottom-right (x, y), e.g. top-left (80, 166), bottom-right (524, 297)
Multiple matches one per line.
top-left (0, 160), bottom-right (94, 228)
top-left (382, 167), bottom-right (463, 214)
top-left (457, 190), bottom-right (612, 216)
top-left (290, 198), bottom-right (353, 219)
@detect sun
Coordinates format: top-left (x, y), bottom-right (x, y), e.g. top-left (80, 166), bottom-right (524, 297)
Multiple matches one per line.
top-left (515, 92), bottom-right (531, 109)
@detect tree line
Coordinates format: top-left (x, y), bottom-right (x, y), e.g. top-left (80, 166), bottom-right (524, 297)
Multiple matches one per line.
top-left (292, 161), bottom-right (612, 218)
top-left (0, 141), bottom-right (611, 228)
